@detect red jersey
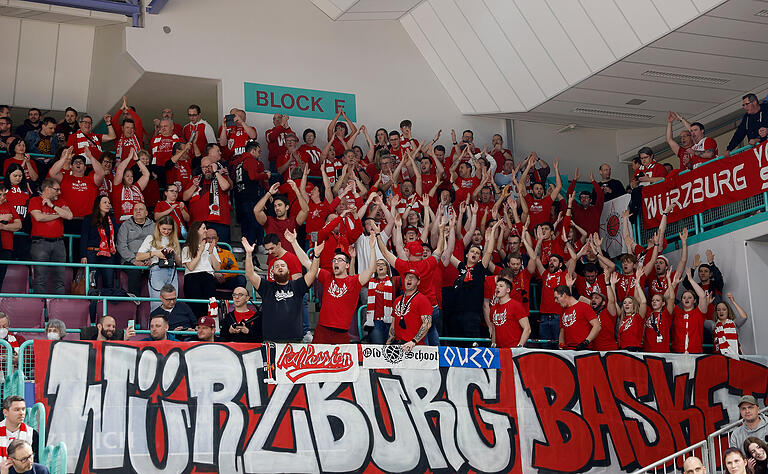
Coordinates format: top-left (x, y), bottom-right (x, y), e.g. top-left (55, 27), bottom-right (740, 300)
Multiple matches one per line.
top-left (114, 135), bottom-right (142, 163)
top-left (454, 176), bottom-right (479, 204)
top-left (643, 308), bottom-right (671, 353)
top-left (264, 216), bottom-right (299, 253)
top-left (634, 161), bottom-right (667, 183)
top-left (306, 198), bottom-right (338, 235)
top-left (615, 273), bottom-right (646, 303)
top-left (525, 194), bottom-right (554, 228)
top-left (166, 159), bottom-right (193, 191)
top-left (113, 108), bottom-right (146, 144)
top-left (538, 269), bottom-right (567, 315)
top-left (330, 134), bottom-right (350, 158)
top-left (617, 313), bottom-right (644, 349)
top-left (575, 275), bottom-right (607, 300)
top-left (112, 184), bottom-right (144, 222)
top-left (265, 125), bottom-right (293, 162)
top-left (671, 306), bottom-right (704, 354)
top-left (484, 275), bottom-right (498, 307)
top-left (489, 148), bottom-right (512, 170)
top-left (150, 133), bottom-right (182, 167)
top-left (317, 269), bottom-right (362, 330)
top-left (28, 196), bottom-right (67, 238)
top-left (5, 185), bottom-right (29, 219)
top-left (60, 173), bottom-right (98, 218)
top-left (395, 257), bottom-right (439, 306)
top-left (646, 271), bottom-right (677, 299)
top-left (154, 201), bottom-right (187, 237)
top-left (183, 121), bottom-right (212, 158)
top-left (266, 251), bottom-right (303, 281)
top-left (392, 291), bottom-right (432, 344)
top-left (509, 270), bottom-right (532, 311)
top-left (298, 144), bottom-right (323, 176)
top-left (220, 125), bottom-right (253, 158)
top-left (560, 301), bottom-right (597, 349)
top-left (490, 298), bottom-right (528, 348)
top-left (187, 177), bottom-right (232, 225)
top-left (633, 240), bottom-right (667, 268)
top-left (677, 146), bottom-right (695, 171)
top-left (0, 202), bottom-right (19, 250)
top-left (3, 159), bottom-right (38, 182)
top-left (66, 131), bottom-right (104, 160)
top-left (590, 308), bottom-right (617, 351)
top-left (691, 137), bottom-right (718, 168)
top-left (276, 151), bottom-right (303, 181)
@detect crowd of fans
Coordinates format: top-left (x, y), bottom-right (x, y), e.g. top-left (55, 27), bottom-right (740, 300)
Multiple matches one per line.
top-left (0, 92), bottom-right (764, 353)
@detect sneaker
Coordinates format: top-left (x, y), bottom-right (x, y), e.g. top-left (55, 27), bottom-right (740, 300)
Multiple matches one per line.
top-left (302, 331), bottom-right (313, 343)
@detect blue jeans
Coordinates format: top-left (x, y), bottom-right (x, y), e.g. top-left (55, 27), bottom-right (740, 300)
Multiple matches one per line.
top-left (148, 266), bottom-right (177, 311)
top-left (370, 320), bottom-right (390, 345)
top-left (539, 313), bottom-right (561, 349)
top-left (426, 305), bottom-right (441, 346)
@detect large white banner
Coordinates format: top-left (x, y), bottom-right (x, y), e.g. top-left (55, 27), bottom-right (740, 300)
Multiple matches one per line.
top-left (361, 344), bottom-right (439, 369)
top-left (599, 193), bottom-right (631, 257)
top-left (274, 343), bottom-right (359, 384)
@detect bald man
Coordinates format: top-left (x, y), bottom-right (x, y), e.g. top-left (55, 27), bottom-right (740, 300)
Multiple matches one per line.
top-left (184, 149), bottom-right (233, 242)
top-left (683, 456), bottom-right (705, 474)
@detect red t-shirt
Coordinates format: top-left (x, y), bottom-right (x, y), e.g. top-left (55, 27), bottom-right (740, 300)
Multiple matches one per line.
top-left (265, 125), bottom-right (293, 162)
top-left (60, 173), bottom-right (98, 218)
top-left (525, 194), bottom-right (554, 228)
top-left (317, 269), bottom-right (362, 329)
top-left (490, 298), bottom-right (527, 348)
top-left (643, 308), bottom-right (671, 353)
top-left (0, 202), bottom-right (20, 250)
top-left (560, 301), bottom-right (596, 349)
top-left (489, 148), bottom-right (512, 170)
top-left (677, 146), bottom-right (695, 171)
top-left (66, 132), bottom-right (103, 160)
top-left (150, 133), bottom-right (183, 167)
top-left (112, 184), bottom-right (144, 222)
top-left (615, 273), bottom-right (646, 303)
top-left (575, 275), bottom-right (607, 300)
top-left (307, 199), bottom-right (337, 235)
top-left (182, 121), bottom-right (211, 158)
top-left (154, 201), bottom-right (187, 237)
top-left (509, 270), bottom-right (532, 311)
top-left (691, 137), bottom-right (718, 167)
top-left (634, 161), bottom-right (667, 183)
top-left (617, 313), bottom-right (644, 349)
top-left (266, 251), bottom-right (303, 281)
top-left (220, 125), bottom-right (253, 158)
top-left (392, 292), bottom-right (432, 344)
top-left (454, 176), bottom-right (479, 204)
top-left (671, 306), bottom-right (705, 353)
top-left (298, 144), bottom-right (323, 177)
top-left (187, 177), bottom-right (232, 225)
top-left (166, 160), bottom-right (193, 191)
top-left (5, 185), bottom-right (30, 219)
top-left (276, 151), bottom-right (303, 181)
top-left (646, 271), bottom-right (677, 299)
top-left (538, 269), bottom-right (567, 315)
top-left (264, 216), bottom-right (299, 253)
top-left (3, 158), bottom-right (38, 178)
top-left (590, 308), bottom-right (617, 351)
top-left (28, 196), bottom-right (67, 238)
top-left (483, 275), bottom-right (498, 306)
top-left (234, 309), bottom-right (255, 324)
top-left (395, 257), bottom-right (439, 306)
top-left (331, 134), bottom-right (350, 158)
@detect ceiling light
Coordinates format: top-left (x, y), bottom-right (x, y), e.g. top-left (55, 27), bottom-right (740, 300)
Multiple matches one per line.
top-left (572, 107), bottom-right (655, 120)
top-left (626, 98), bottom-right (647, 105)
top-left (641, 70), bottom-right (729, 85)
top-left (755, 9), bottom-right (768, 17)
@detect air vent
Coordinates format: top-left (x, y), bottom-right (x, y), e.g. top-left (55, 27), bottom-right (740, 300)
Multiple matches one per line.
top-left (641, 70), bottom-right (729, 85)
top-left (571, 107), bottom-right (655, 121)
top-left (755, 9), bottom-right (768, 17)
top-left (626, 98), bottom-right (647, 105)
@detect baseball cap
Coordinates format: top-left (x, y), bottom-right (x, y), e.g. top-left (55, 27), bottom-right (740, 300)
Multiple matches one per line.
top-left (657, 255), bottom-right (669, 266)
top-left (739, 395), bottom-right (758, 407)
top-left (404, 268), bottom-right (421, 280)
top-left (305, 182), bottom-right (315, 193)
top-left (405, 241), bottom-right (423, 256)
top-left (197, 316), bottom-right (216, 328)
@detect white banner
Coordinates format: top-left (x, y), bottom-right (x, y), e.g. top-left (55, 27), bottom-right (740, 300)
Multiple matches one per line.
top-left (361, 344), bottom-right (439, 369)
top-left (274, 343), bottom-right (359, 384)
top-left (599, 193), bottom-right (630, 257)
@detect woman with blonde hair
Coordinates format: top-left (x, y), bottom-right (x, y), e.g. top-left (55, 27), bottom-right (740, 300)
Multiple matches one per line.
top-left (714, 293), bottom-right (749, 356)
top-left (608, 267), bottom-right (647, 351)
top-left (136, 215), bottom-right (181, 310)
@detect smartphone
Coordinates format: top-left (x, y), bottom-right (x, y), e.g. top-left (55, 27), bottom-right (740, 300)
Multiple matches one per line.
top-left (225, 114), bottom-right (236, 127)
top-left (127, 320), bottom-right (135, 331)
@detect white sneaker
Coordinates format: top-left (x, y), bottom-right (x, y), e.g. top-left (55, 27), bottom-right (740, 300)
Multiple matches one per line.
top-left (302, 331), bottom-right (313, 343)
top-left (257, 245), bottom-right (267, 255)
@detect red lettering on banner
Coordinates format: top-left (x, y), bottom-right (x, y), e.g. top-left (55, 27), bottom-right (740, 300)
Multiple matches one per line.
top-left (256, 91), bottom-right (268, 106)
top-left (297, 95), bottom-right (310, 111)
top-left (642, 141), bottom-right (767, 227)
top-left (270, 92), bottom-right (280, 108)
top-left (311, 96), bottom-right (323, 112)
top-left (276, 344), bottom-right (354, 382)
top-left (694, 356), bottom-right (728, 437)
top-left (281, 94), bottom-right (295, 109)
top-left (334, 99), bottom-right (345, 113)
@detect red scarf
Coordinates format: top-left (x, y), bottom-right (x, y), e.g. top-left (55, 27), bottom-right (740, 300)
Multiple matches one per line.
top-left (97, 218), bottom-right (116, 257)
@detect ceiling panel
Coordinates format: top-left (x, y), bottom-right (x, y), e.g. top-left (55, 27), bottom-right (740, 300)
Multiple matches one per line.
top-left (653, 31), bottom-right (768, 59)
top-left (555, 88), bottom-right (714, 114)
top-left (691, 0), bottom-right (729, 11)
top-left (579, 0), bottom-right (642, 58)
top-left (338, 11), bottom-right (403, 20)
top-left (626, 46), bottom-right (768, 77)
top-left (613, 0), bottom-right (669, 42)
top-left (545, 0), bottom-right (615, 71)
top-left (598, 61), bottom-right (764, 91)
top-left (577, 75), bottom-right (740, 102)
top-left (680, 14), bottom-right (768, 41)
top-left (529, 100), bottom-right (661, 127)
top-left (705, 0), bottom-right (768, 23)
top-left (651, 0), bottom-right (698, 29)
top-left (348, 0), bottom-right (422, 12)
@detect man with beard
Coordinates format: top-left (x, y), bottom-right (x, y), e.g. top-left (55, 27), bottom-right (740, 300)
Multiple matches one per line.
top-left (666, 111), bottom-right (696, 170)
top-left (386, 268), bottom-right (433, 352)
top-left (488, 277), bottom-right (530, 348)
top-left (184, 153), bottom-right (232, 243)
top-left (673, 113), bottom-right (718, 168)
top-left (575, 270), bottom-right (618, 351)
top-left (14, 108), bottom-right (41, 139)
top-left (518, 154), bottom-right (562, 228)
top-left (55, 107), bottom-right (79, 141)
top-left (150, 118), bottom-right (183, 167)
top-left (242, 238), bottom-right (322, 343)
top-left (80, 315), bottom-right (136, 340)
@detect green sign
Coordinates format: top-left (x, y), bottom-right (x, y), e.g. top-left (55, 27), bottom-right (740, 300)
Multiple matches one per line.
top-left (243, 82), bottom-right (356, 121)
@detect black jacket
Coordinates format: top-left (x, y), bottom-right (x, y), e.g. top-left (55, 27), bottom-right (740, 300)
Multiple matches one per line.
top-left (728, 102), bottom-right (768, 151)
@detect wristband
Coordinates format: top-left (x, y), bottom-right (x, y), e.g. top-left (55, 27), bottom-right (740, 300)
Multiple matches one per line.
top-left (410, 339), bottom-right (417, 344)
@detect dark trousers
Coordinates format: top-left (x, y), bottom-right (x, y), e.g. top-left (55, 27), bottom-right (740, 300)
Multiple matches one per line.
top-left (30, 238), bottom-right (66, 294)
top-left (123, 263), bottom-right (148, 296)
top-left (184, 271), bottom-right (217, 317)
top-left (539, 313), bottom-right (561, 349)
top-left (85, 251), bottom-right (117, 289)
top-left (217, 274), bottom-right (247, 292)
top-left (237, 199), bottom-right (264, 246)
top-left (448, 311), bottom-right (484, 347)
top-left (0, 248), bottom-right (12, 291)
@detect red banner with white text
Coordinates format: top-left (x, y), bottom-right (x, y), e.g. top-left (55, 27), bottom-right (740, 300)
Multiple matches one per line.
top-left (642, 140), bottom-right (768, 227)
top-left (34, 340), bottom-right (768, 473)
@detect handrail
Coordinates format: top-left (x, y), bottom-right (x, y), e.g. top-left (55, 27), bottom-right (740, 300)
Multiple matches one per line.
top-left (706, 405), bottom-right (768, 470)
top-left (16, 327), bottom-right (201, 336)
top-left (0, 339), bottom-right (13, 382)
top-left (630, 439), bottom-right (708, 474)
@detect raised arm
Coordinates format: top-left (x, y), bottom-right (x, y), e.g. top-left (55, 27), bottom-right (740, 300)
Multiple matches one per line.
top-left (673, 228), bottom-right (689, 278)
top-left (549, 158), bottom-right (562, 201)
top-left (241, 237), bottom-right (262, 290)
top-left (284, 229), bottom-right (312, 270)
top-left (726, 293), bottom-right (749, 323)
top-left (254, 182), bottom-right (280, 226)
top-left (606, 271), bottom-right (618, 317)
top-left (135, 161), bottom-right (150, 191)
top-left (303, 241), bottom-right (324, 286)
top-left (683, 270), bottom-right (708, 313)
top-left (666, 112), bottom-right (681, 156)
top-left (358, 234), bottom-right (377, 285)
top-left (113, 149), bottom-right (134, 185)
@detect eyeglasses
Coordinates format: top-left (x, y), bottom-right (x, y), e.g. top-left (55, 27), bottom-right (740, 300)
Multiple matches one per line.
top-left (332, 256), bottom-right (348, 263)
top-left (161, 296), bottom-right (177, 301)
top-left (188, 113), bottom-right (199, 116)
top-left (51, 187), bottom-right (61, 191)
top-left (80, 120), bottom-right (92, 125)
top-left (13, 453), bottom-right (33, 463)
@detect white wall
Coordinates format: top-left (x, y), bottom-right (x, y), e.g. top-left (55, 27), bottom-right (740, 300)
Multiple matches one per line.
top-left (662, 219), bottom-right (768, 355)
top-left (512, 120), bottom-right (627, 182)
top-left (0, 17), bottom-right (93, 111)
top-left (121, 0), bottom-right (503, 154)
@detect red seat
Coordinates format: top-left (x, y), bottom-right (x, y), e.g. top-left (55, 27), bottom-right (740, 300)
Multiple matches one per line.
top-left (94, 300), bottom-right (137, 329)
top-left (45, 299), bottom-right (90, 329)
top-left (177, 271), bottom-right (185, 298)
top-left (1, 265), bottom-right (29, 294)
top-left (0, 297), bottom-right (44, 328)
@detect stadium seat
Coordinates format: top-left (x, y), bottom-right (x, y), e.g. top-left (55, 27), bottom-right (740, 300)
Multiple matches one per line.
top-left (0, 297), bottom-right (44, 328)
top-left (46, 299), bottom-right (90, 329)
top-left (137, 302), bottom-right (151, 329)
top-left (94, 300), bottom-right (137, 328)
top-left (1, 265), bottom-right (29, 293)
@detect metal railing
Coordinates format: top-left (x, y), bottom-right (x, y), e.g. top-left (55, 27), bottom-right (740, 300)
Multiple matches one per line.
top-left (631, 440), bottom-right (708, 474)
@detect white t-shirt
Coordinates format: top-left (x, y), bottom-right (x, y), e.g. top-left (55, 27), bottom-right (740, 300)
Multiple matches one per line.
top-left (355, 230), bottom-right (389, 275)
top-left (137, 235), bottom-right (171, 265)
top-left (181, 244), bottom-right (220, 275)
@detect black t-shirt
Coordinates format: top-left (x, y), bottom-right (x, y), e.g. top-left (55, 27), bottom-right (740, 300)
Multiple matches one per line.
top-left (258, 278), bottom-right (309, 341)
top-left (452, 261), bottom-right (489, 313)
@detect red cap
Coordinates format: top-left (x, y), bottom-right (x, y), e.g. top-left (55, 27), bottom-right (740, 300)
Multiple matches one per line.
top-left (404, 268), bottom-right (421, 279)
top-left (197, 316), bottom-right (216, 328)
top-left (405, 241), bottom-right (423, 256)
top-left (305, 182), bottom-right (315, 193)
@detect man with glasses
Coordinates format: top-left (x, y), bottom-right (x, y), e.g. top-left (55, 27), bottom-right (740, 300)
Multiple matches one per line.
top-left (183, 105), bottom-right (216, 158)
top-left (28, 178), bottom-right (72, 295)
top-left (727, 93), bottom-right (768, 151)
top-left (1, 439), bottom-right (48, 474)
top-left (49, 147), bottom-right (105, 236)
top-left (65, 114), bottom-right (116, 162)
top-left (150, 118), bottom-right (183, 167)
top-left (149, 285), bottom-right (197, 333)
top-left (0, 396), bottom-right (39, 464)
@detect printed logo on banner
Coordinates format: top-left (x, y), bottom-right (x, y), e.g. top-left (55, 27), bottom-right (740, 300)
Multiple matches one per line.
top-left (275, 343), bottom-right (358, 384)
top-left (361, 345), bottom-right (439, 369)
top-left (439, 346), bottom-right (500, 368)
